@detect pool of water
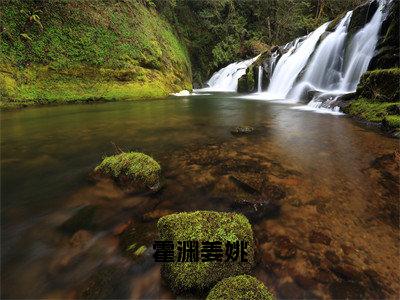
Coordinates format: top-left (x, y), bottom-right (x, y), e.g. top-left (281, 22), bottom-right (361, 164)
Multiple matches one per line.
top-left (1, 93), bottom-right (399, 298)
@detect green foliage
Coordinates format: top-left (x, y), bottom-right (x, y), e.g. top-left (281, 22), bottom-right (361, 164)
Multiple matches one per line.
top-left (95, 152), bottom-right (161, 187)
top-left (206, 275), bottom-right (274, 300)
top-left (157, 211), bottom-right (255, 294)
top-left (156, 0), bottom-right (364, 83)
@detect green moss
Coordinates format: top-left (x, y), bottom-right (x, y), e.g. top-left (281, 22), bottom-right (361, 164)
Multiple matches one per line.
top-left (157, 210), bottom-right (255, 294)
top-left (344, 98), bottom-right (400, 124)
top-left (95, 152), bottom-right (161, 188)
top-left (384, 115), bottom-right (400, 129)
top-left (0, 0), bottom-right (192, 108)
top-left (356, 68), bottom-right (400, 102)
top-left (206, 275), bottom-right (274, 300)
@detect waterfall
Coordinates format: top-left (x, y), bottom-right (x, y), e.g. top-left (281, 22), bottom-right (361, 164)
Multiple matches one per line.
top-left (198, 56), bottom-right (259, 92)
top-left (262, 22), bottom-right (329, 100)
top-left (290, 1), bottom-right (386, 113)
top-left (257, 66), bottom-right (263, 93)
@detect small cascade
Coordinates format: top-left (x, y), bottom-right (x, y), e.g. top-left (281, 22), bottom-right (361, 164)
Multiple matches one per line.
top-left (262, 22), bottom-right (329, 100)
top-left (257, 66), bottom-right (263, 93)
top-left (269, 50), bottom-right (279, 75)
top-left (198, 56), bottom-right (259, 92)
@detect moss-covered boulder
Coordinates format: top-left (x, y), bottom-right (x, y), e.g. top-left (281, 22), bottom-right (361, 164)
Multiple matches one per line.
top-left (94, 152), bottom-right (161, 193)
top-left (157, 211), bottom-right (255, 294)
top-left (355, 68), bottom-right (400, 102)
top-left (206, 275), bottom-right (274, 300)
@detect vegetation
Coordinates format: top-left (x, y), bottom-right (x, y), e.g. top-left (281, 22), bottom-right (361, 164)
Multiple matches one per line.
top-left (0, 0), bottom-right (192, 108)
top-left (344, 68), bottom-right (400, 131)
top-left (157, 211), bottom-right (255, 294)
top-left (95, 152), bottom-right (161, 190)
top-left (206, 275), bottom-right (274, 300)
top-left (156, 0), bottom-right (365, 84)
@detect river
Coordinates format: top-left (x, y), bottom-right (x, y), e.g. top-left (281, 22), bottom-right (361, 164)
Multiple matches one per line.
top-left (1, 93), bottom-right (399, 299)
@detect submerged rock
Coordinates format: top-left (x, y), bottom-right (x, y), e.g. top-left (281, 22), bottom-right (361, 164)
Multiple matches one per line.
top-left (157, 211), bottom-right (255, 294)
top-left (206, 275), bottom-right (273, 300)
top-left (93, 152), bottom-right (162, 194)
top-left (231, 126), bottom-right (255, 136)
top-left (60, 205), bottom-right (98, 234)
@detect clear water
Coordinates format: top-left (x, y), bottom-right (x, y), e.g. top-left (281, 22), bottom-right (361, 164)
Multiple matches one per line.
top-left (1, 95), bottom-right (399, 298)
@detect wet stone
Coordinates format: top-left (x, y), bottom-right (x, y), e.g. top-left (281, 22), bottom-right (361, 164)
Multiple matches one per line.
top-left (330, 264), bottom-right (364, 282)
top-left (231, 126), bottom-right (255, 136)
top-left (325, 250), bottom-right (340, 264)
top-left (60, 205), bottom-right (99, 234)
top-left (274, 236), bottom-right (297, 259)
top-left (315, 269), bottom-right (334, 284)
top-left (293, 274), bottom-right (317, 289)
top-left (278, 282), bottom-right (304, 299)
top-left (309, 230), bottom-right (331, 245)
top-left (329, 281), bottom-right (366, 300)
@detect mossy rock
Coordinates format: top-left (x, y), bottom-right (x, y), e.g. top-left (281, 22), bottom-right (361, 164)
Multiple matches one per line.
top-left (238, 67), bottom-right (255, 93)
top-left (355, 68), bottom-right (400, 102)
top-left (206, 275), bottom-right (274, 300)
top-left (157, 211), bottom-right (255, 294)
top-left (94, 152), bottom-right (161, 193)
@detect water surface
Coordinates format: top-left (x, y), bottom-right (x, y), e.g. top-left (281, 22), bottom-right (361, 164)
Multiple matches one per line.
top-left (2, 93), bottom-right (399, 299)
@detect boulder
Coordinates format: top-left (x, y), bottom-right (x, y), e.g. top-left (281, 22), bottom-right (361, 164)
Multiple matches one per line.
top-left (355, 68), bottom-right (400, 102)
top-left (206, 275), bottom-right (274, 300)
top-left (157, 211), bottom-right (255, 294)
top-left (93, 152), bottom-right (161, 193)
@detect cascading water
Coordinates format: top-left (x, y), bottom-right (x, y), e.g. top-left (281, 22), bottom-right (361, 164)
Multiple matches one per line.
top-left (257, 66), bottom-right (263, 93)
top-left (262, 22), bottom-right (329, 100)
top-left (289, 1), bottom-right (387, 113)
top-left (197, 56), bottom-right (259, 92)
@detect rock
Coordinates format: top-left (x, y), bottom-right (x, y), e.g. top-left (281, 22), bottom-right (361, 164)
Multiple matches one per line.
top-left (206, 275), bottom-right (273, 300)
top-left (229, 176), bottom-right (284, 221)
top-left (293, 274), bottom-right (317, 289)
top-left (142, 209), bottom-right (174, 221)
top-left (230, 126), bottom-right (255, 136)
top-left (348, 0), bottom-right (379, 35)
top-left (369, 0), bottom-right (399, 69)
top-left (314, 269), bottom-right (334, 284)
top-left (77, 265), bottom-right (127, 299)
top-left (278, 282), bottom-right (304, 299)
top-left (325, 250), bottom-right (340, 265)
top-left (93, 152), bottom-right (162, 194)
top-left (309, 230), bottom-right (331, 246)
top-left (70, 230), bottom-right (93, 249)
top-left (157, 211), bottom-right (255, 294)
top-left (354, 69), bottom-right (400, 102)
top-left (329, 281), bottom-right (366, 299)
top-left (119, 221), bottom-right (157, 259)
top-left (113, 219), bottom-right (133, 235)
top-left (274, 236), bottom-right (296, 259)
top-left (60, 205), bottom-right (98, 234)
top-left (330, 264), bottom-right (364, 282)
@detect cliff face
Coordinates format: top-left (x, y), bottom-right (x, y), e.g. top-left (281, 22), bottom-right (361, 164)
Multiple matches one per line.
top-left (0, 0), bottom-right (192, 108)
